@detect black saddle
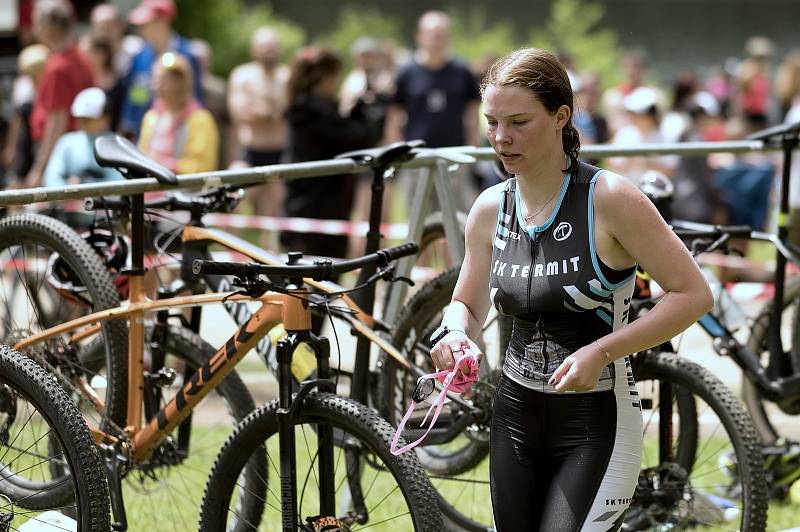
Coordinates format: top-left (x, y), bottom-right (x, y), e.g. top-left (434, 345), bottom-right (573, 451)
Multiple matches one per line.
top-left (94, 134), bottom-right (178, 185)
top-left (336, 140), bottom-right (426, 168)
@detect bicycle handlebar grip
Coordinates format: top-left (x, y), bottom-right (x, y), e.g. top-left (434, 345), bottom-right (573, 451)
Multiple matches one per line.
top-left (378, 242), bottom-right (420, 263)
top-left (192, 259), bottom-right (255, 277)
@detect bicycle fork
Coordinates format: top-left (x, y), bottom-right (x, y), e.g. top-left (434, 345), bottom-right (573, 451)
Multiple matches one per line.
top-left (276, 331), bottom-right (339, 531)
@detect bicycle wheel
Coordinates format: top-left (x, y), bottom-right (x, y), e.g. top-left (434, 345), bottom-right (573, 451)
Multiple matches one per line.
top-left (199, 391), bottom-right (443, 531)
top-left (742, 275), bottom-right (800, 443)
top-left (0, 213), bottom-right (129, 429)
top-left (376, 266), bottom-right (506, 530)
top-left (84, 324), bottom-right (264, 531)
top-left (629, 351), bottom-right (767, 531)
top-left (0, 344), bottom-right (110, 530)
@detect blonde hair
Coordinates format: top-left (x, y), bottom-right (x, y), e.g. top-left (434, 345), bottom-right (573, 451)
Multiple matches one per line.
top-left (18, 44), bottom-right (50, 78)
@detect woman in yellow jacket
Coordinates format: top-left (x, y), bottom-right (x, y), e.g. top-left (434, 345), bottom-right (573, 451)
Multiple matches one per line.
top-left (139, 52), bottom-right (218, 173)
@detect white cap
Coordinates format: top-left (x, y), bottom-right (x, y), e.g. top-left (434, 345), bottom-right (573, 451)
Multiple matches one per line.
top-left (623, 86), bottom-right (659, 114)
top-left (70, 87), bottom-right (107, 119)
top-left (693, 91), bottom-right (720, 117)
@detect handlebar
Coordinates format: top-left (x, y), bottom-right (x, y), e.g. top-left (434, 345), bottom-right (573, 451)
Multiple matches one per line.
top-left (671, 222), bottom-right (753, 241)
top-left (192, 242), bottom-right (419, 281)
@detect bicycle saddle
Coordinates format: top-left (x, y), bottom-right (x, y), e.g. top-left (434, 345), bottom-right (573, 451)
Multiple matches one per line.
top-left (94, 134), bottom-right (178, 185)
top-left (336, 140), bottom-right (426, 167)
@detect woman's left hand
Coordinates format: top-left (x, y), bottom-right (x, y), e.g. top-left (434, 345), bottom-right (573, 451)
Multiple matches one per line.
top-left (548, 344), bottom-right (608, 394)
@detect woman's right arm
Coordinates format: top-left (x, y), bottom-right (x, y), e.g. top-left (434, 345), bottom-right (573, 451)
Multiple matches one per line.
top-left (430, 183), bottom-right (501, 371)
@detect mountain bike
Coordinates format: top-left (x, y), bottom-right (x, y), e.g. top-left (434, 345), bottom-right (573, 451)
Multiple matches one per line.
top-left (193, 250), bottom-right (444, 531)
top-left (0, 344), bottom-right (110, 530)
top-left (0, 134), bottom-right (442, 531)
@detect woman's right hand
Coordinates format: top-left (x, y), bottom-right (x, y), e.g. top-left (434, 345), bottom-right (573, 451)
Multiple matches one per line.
top-left (430, 331), bottom-right (482, 375)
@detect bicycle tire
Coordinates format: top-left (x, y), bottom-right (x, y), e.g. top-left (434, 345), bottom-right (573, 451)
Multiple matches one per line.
top-left (378, 211), bottom-right (466, 325)
top-left (0, 344), bottom-right (110, 530)
top-left (0, 213), bottom-right (129, 429)
top-left (742, 274), bottom-right (800, 443)
top-left (377, 267), bottom-right (487, 470)
top-left (376, 267), bottom-right (509, 530)
top-left (630, 351), bottom-right (767, 532)
top-left (199, 391), bottom-right (444, 531)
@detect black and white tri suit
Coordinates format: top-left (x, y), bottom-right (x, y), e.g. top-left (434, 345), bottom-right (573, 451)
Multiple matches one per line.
top-left (488, 161), bottom-right (644, 531)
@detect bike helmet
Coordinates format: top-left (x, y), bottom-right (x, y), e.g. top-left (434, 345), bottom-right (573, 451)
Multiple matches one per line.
top-left (45, 253), bottom-right (92, 308)
top-left (638, 170), bottom-right (674, 221)
top-left (83, 228), bottom-right (130, 273)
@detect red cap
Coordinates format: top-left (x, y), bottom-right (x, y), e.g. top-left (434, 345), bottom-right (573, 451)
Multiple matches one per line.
top-left (128, 0), bottom-right (176, 25)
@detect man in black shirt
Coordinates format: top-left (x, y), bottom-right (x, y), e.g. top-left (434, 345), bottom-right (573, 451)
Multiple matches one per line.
top-left (387, 11), bottom-right (479, 148)
top-left (385, 11), bottom-right (481, 208)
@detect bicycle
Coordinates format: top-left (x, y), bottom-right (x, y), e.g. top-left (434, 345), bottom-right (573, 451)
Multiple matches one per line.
top-left (193, 250), bottom-right (444, 531)
top-left (0, 211), bottom-right (258, 531)
top-left (74, 140), bottom-right (503, 526)
top-left (0, 344), bottom-right (111, 530)
top-left (651, 219), bottom-right (800, 501)
top-left (0, 134), bottom-right (442, 531)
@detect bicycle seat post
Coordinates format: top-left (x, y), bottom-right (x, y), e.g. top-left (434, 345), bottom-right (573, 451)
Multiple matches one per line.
top-left (348, 163), bottom-right (386, 404)
top-left (769, 130), bottom-right (800, 378)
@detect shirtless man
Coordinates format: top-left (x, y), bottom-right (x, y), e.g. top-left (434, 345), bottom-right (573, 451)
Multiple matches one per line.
top-left (228, 26), bottom-right (289, 240)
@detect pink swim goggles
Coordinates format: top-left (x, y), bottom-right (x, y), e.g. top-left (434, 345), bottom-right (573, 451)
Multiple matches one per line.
top-left (391, 347), bottom-right (480, 456)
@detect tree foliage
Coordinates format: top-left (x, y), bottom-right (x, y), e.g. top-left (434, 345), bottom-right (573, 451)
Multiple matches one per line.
top-left (448, 5), bottom-right (517, 68)
top-left (320, 4), bottom-right (404, 63)
top-left (173, 0), bottom-right (305, 76)
top-left (528, 0), bottom-right (622, 87)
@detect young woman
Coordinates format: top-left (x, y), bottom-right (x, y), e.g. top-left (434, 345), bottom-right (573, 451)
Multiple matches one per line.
top-left (281, 46), bottom-right (382, 260)
top-left (429, 48), bottom-right (713, 531)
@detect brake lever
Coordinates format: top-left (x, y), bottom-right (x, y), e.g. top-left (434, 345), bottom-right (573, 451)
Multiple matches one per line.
top-left (368, 264), bottom-right (415, 287)
top-left (226, 277), bottom-right (274, 300)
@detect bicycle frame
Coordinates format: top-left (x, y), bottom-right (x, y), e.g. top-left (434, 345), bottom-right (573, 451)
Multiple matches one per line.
top-left (635, 278), bottom-right (800, 405)
top-left (14, 273), bottom-right (348, 530)
top-left (180, 225), bottom-right (479, 440)
top-left (181, 225), bottom-right (407, 367)
top-left (15, 282), bottom-right (278, 454)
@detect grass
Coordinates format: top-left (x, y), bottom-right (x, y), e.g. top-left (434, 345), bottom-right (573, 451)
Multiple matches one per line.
top-left (7, 418), bottom-right (796, 531)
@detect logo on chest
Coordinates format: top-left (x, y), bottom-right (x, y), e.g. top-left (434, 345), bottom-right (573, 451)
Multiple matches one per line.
top-left (554, 222), bottom-right (572, 241)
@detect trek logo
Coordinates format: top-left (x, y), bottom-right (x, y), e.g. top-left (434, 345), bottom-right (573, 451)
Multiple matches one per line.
top-left (156, 322), bottom-right (255, 430)
top-left (554, 222), bottom-right (572, 241)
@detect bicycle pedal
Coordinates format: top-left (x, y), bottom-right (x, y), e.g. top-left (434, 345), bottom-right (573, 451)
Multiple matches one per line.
top-left (144, 367), bottom-right (177, 387)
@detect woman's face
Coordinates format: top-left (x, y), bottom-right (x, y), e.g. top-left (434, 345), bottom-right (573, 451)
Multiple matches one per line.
top-left (484, 84), bottom-right (569, 177)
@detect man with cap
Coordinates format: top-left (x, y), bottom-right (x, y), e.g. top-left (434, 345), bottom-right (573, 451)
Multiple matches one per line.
top-left (43, 87), bottom-right (122, 188)
top-left (24, 0), bottom-right (93, 188)
top-left (119, 0), bottom-right (202, 140)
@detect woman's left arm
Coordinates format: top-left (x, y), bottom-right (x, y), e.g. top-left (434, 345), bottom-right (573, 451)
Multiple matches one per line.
top-left (550, 172), bottom-right (714, 393)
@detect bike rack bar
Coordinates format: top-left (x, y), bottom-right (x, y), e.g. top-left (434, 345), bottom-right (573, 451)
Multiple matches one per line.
top-left (0, 139), bottom-right (771, 207)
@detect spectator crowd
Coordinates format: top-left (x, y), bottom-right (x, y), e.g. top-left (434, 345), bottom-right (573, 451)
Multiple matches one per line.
top-left (1, 0), bottom-right (799, 256)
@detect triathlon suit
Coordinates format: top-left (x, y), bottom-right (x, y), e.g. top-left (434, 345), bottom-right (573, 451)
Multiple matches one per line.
top-left (488, 161), bottom-right (643, 531)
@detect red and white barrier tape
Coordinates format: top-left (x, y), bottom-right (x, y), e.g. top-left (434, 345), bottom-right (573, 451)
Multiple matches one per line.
top-left (22, 202), bottom-right (411, 238)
